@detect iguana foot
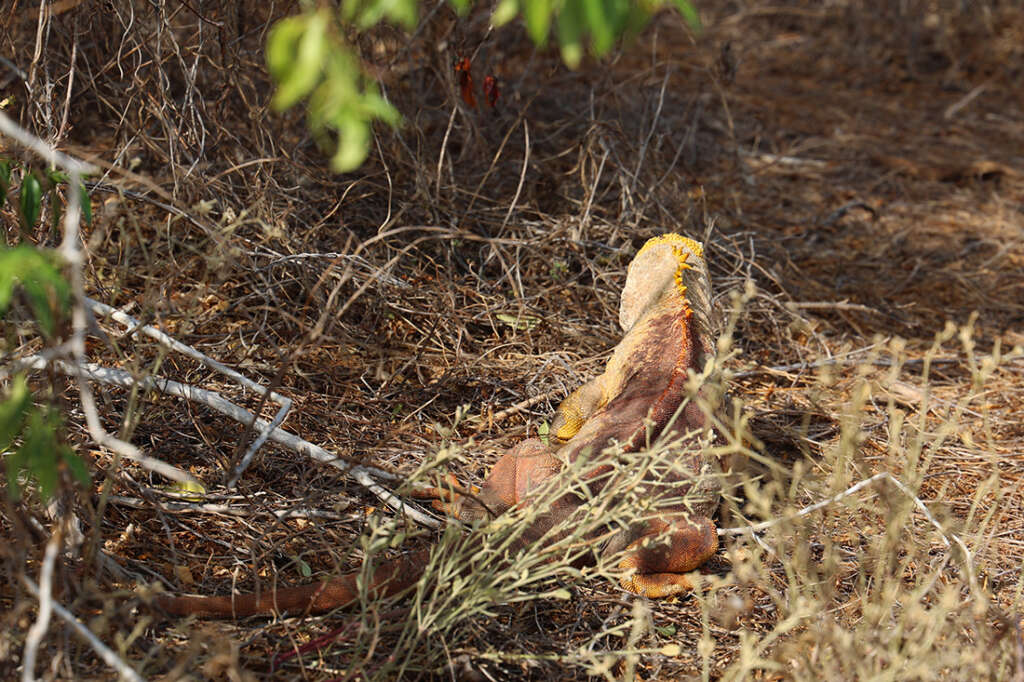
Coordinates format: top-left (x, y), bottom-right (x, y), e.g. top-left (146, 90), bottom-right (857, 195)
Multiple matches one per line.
top-left (411, 473), bottom-right (479, 517)
top-left (620, 571), bottom-right (696, 597)
top-left (617, 515), bottom-right (718, 598)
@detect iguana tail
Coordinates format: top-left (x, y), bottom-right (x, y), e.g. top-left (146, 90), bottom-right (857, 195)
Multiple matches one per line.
top-left (154, 549), bottom-right (429, 618)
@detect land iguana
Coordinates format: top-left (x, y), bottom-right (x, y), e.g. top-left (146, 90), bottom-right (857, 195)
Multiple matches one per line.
top-left (155, 233), bottom-right (724, 618)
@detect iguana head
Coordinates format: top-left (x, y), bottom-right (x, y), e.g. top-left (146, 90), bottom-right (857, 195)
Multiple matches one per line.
top-left (619, 234), bottom-right (712, 334)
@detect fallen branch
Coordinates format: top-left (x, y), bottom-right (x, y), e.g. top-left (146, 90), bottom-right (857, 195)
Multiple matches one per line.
top-left (733, 354), bottom-right (960, 379)
top-left (108, 494), bottom-right (353, 520)
top-left (21, 526), bottom-right (62, 682)
top-left (85, 297), bottom-right (291, 487)
top-left (28, 357), bottom-right (440, 529)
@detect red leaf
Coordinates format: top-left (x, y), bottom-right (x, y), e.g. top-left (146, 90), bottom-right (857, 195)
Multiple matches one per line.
top-left (483, 75), bottom-right (499, 108)
top-left (454, 57), bottom-right (477, 109)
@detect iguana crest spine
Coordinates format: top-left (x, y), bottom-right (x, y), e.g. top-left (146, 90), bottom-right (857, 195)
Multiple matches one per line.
top-left (636, 232), bottom-right (703, 261)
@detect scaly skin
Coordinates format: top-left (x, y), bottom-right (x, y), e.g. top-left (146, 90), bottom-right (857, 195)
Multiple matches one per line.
top-left (156, 233), bottom-right (723, 617)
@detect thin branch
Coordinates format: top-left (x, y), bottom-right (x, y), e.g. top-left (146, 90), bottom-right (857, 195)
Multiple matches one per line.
top-left (786, 300), bottom-right (883, 315)
top-left (22, 577), bottom-right (145, 682)
top-left (578, 145), bottom-right (608, 239)
top-left (732, 354), bottom-right (960, 379)
top-left (0, 111), bottom-right (95, 175)
top-left (22, 527), bottom-right (61, 682)
top-left (108, 495), bottom-right (353, 520)
top-left (499, 120), bottom-right (530, 231)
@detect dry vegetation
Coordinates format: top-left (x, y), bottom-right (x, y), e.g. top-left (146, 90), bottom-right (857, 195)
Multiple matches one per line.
top-left (2, 0), bottom-right (1024, 679)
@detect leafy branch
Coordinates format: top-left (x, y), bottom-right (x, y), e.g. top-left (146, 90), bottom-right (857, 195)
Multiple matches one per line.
top-left (267, 0), bottom-right (700, 171)
top-left (0, 160), bottom-right (92, 502)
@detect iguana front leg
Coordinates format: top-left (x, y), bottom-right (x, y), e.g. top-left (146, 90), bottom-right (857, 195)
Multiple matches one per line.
top-left (412, 439), bottom-right (561, 522)
top-left (549, 377), bottom-right (608, 442)
top-left (418, 364), bottom-right (620, 517)
top-left (614, 515), bottom-right (719, 597)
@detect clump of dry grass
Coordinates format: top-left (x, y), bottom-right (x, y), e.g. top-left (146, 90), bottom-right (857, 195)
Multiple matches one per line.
top-left (2, 0), bottom-right (1024, 679)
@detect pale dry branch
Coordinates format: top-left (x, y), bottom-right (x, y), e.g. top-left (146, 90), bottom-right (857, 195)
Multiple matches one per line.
top-left (21, 526), bottom-right (62, 682)
top-left (22, 577), bottom-right (145, 682)
top-left (108, 494), bottom-right (352, 520)
top-left (85, 297), bottom-right (292, 487)
top-left (30, 357), bottom-right (440, 528)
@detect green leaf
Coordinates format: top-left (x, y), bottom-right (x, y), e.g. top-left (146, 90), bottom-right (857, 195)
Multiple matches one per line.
top-left (491, 0), bottom-right (518, 26)
top-left (20, 173), bottom-right (42, 230)
top-left (497, 312), bottom-right (540, 330)
top-left (6, 446), bottom-right (26, 498)
top-left (78, 183), bottom-right (92, 226)
top-left (266, 11), bottom-right (405, 173)
top-left (362, 91), bottom-right (402, 127)
top-left (268, 11), bottom-right (329, 110)
top-left (523, 0), bottom-right (552, 45)
top-left (4, 402), bottom-right (84, 501)
top-left (0, 245), bottom-right (70, 336)
top-left (0, 261), bottom-right (13, 314)
top-left (60, 446), bottom-right (91, 488)
top-left (557, 0), bottom-right (585, 68)
top-left (390, 0), bottom-right (419, 29)
top-left (46, 169), bottom-right (68, 185)
top-left (620, 2), bottom-right (652, 36)
top-left (23, 279), bottom-right (56, 337)
top-left (671, 0), bottom-right (701, 30)
top-left (330, 111), bottom-right (371, 172)
top-left (22, 409), bottom-right (59, 501)
top-left (295, 557), bottom-right (312, 578)
top-left (352, 0), bottom-right (418, 30)
top-left (582, 0), bottom-right (614, 55)
top-left (51, 189), bottom-right (62, 234)
top-left (0, 244), bottom-right (69, 329)
top-left (0, 160), bottom-right (10, 209)
top-left (0, 375), bottom-right (30, 452)
top-left (165, 478), bottom-right (207, 501)
top-left (447, 0), bottom-right (470, 15)
top-left (266, 15), bottom-right (306, 82)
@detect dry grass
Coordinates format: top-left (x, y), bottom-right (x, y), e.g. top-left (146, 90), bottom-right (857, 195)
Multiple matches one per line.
top-left (2, 0), bottom-right (1023, 679)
